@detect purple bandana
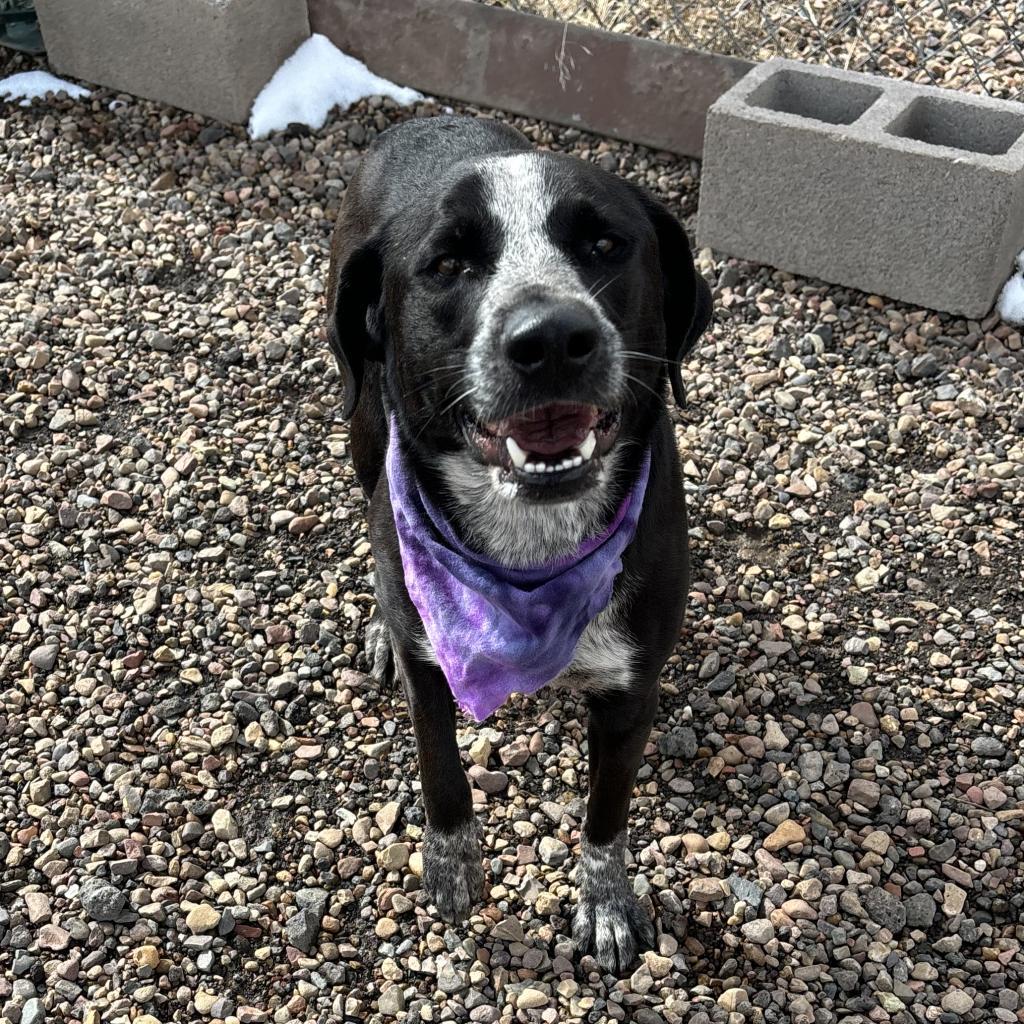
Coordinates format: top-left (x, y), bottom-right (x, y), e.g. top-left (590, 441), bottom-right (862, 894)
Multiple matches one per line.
top-left (385, 419), bottom-right (650, 721)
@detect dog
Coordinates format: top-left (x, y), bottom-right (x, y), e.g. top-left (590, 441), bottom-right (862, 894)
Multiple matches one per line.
top-left (325, 115), bottom-right (711, 972)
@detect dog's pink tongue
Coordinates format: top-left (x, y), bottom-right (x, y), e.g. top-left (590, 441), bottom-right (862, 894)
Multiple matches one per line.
top-left (506, 403), bottom-right (597, 455)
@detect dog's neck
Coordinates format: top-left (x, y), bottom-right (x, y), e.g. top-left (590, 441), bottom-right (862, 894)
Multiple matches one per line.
top-left (385, 425), bottom-right (650, 720)
top-left (429, 446), bottom-right (632, 570)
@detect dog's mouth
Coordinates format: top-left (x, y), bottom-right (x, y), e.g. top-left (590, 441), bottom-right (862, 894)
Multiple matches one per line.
top-left (461, 401), bottom-right (620, 486)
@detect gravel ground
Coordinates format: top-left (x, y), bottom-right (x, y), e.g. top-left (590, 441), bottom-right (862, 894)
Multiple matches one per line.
top-left (2, 48), bottom-right (1024, 1024)
top-left (502, 0), bottom-right (1024, 101)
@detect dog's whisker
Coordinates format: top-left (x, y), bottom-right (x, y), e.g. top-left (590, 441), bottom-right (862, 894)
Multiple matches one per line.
top-left (589, 273), bottom-right (622, 300)
top-left (622, 372), bottom-right (663, 405)
top-left (402, 366), bottom-right (468, 400)
top-left (414, 384), bottom-right (481, 440)
top-left (621, 349), bottom-right (676, 366)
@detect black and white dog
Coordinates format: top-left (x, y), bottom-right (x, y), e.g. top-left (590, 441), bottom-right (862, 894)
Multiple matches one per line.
top-left (325, 115), bottom-right (711, 971)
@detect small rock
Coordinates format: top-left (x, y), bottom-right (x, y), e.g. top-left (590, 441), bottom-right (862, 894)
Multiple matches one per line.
top-left (288, 514), bottom-right (319, 535)
top-left (492, 916), bottom-right (525, 942)
top-left (538, 837), bottom-right (569, 867)
top-left (134, 945), bottom-right (161, 969)
top-left (741, 919), bottom-right (774, 944)
top-left (378, 843), bottom-right (410, 871)
top-left (212, 809), bottom-right (238, 840)
top-left (930, 504), bottom-right (961, 522)
top-left (763, 820), bottom-right (806, 852)
top-left (375, 801), bottom-right (402, 834)
top-left (658, 726), bottom-right (697, 759)
top-left (498, 737), bottom-right (530, 767)
top-left (681, 833), bottom-right (709, 854)
top-left (516, 988), bottom-right (549, 1010)
top-left (468, 735), bottom-right (491, 766)
top-left (688, 877), bottom-right (727, 902)
top-left (763, 720), bottom-right (788, 751)
top-left (904, 893), bottom-right (937, 929)
top-left (910, 352), bottom-right (939, 378)
top-left (186, 905), bottom-right (221, 934)
top-left (317, 828), bottom-right (344, 850)
top-left (847, 778), bottom-right (881, 809)
top-left (943, 883), bottom-right (967, 916)
top-left (436, 958), bottom-right (467, 994)
top-left (727, 874), bottom-right (764, 908)
top-left (37, 924), bottom-right (70, 950)
top-left (194, 991), bottom-right (218, 1015)
top-left (379, 986), bottom-right (406, 1016)
top-left (101, 489), bottom-right (133, 510)
top-left (971, 736), bottom-right (1005, 758)
top-left (29, 644), bottom-right (58, 672)
top-left (718, 988), bottom-right (749, 1012)
top-left (850, 701), bottom-right (879, 728)
top-left (151, 170), bottom-right (176, 190)
top-left (24, 893), bottom-right (51, 924)
top-left (468, 765), bottom-right (509, 794)
top-left (21, 1000), bottom-right (45, 1024)
top-left (854, 566), bottom-right (881, 591)
top-left (79, 877), bottom-right (125, 922)
top-left (862, 830), bottom-right (890, 855)
top-left (941, 990), bottom-right (975, 1015)
top-left (286, 909), bottom-right (320, 953)
top-left (864, 887), bottom-right (906, 933)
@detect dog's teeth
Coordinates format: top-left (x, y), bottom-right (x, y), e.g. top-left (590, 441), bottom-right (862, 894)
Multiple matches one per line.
top-left (506, 436), bottom-right (528, 469)
top-left (521, 453), bottom-right (583, 475)
top-left (580, 431), bottom-right (597, 461)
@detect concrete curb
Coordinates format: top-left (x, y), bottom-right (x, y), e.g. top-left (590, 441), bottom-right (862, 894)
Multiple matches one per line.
top-left (35, 0), bottom-right (310, 125)
top-left (696, 58), bottom-right (1024, 317)
top-left (308, 0), bottom-right (751, 157)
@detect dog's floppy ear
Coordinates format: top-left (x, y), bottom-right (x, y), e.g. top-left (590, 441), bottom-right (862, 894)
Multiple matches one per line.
top-left (639, 194), bottom-right (713, 406)
top-left (326, 236), bottom-right (385, 420)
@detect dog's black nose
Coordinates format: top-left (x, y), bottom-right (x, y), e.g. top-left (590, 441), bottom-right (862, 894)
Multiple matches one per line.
top-left (502, 301), bottom-right (600, 376)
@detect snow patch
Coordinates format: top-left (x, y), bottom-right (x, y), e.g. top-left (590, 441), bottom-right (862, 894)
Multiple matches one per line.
top-left (0, 71), bottom-right (91, 107)
top-left (997, 251), bottom-right (1024, 325)
top-left (248, 34), bottom-right (422, 140)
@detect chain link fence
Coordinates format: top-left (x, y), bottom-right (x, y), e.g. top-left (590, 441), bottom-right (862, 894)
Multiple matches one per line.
top-left (479, 0), bottom-right (1024, 101)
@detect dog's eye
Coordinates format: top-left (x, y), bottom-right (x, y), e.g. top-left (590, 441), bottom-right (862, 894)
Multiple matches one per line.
top-left (593, 237), bottom-right (617, 257)
top-left (433, 256), bottom-right (464, 277)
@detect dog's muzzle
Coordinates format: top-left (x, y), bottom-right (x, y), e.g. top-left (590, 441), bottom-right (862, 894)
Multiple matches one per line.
top-left (462, 295), bottom-right (624, 494)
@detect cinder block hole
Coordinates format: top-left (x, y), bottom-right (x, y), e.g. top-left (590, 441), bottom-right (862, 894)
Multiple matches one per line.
top-left (747, 68), bottom-right (882, 125)
top-left (887, 95), bottom-right (1024, 156)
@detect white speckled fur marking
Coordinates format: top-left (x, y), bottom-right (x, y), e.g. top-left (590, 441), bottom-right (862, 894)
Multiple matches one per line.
top-left (472, 153), bottom-right (622, 380)
top-left (436, 446), bottom-right (624, 569)
top-left (364, 613), bottom-right (394, 683)
top-left (573, 829), bottom-right (655, 972)
top-left (421, 819), bottom-right (484, 921)
top-left (555, 591), bottom-right (636, 694)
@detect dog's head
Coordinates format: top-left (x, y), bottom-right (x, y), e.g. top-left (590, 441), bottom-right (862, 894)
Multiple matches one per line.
top-left (329, 139), bottom-right (711, 512)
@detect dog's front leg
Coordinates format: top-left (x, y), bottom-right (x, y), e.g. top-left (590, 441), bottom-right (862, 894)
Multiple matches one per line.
top-left (400, 655), bottom-right (483, 921)
top-left (573, 682), bottom-right (658, 972)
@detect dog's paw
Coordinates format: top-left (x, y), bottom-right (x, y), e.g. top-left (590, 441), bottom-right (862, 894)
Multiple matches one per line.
top-left (421, 820), bottom-right (484, 922)
top-left (572, 831), bottom-right (655, 973)
top-left (363, 613), bottom-right (394, 685)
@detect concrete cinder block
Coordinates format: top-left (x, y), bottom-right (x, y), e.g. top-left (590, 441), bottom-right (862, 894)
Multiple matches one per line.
top-left (697, 58), bottom-right (1024, 317)
top-left (35, 0), bottom-right (310, 124)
